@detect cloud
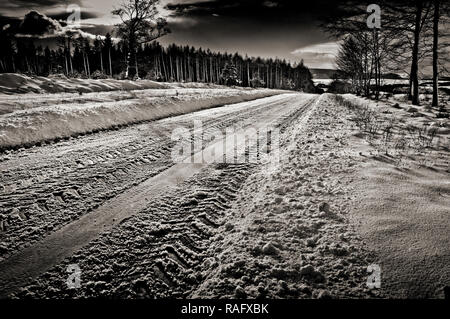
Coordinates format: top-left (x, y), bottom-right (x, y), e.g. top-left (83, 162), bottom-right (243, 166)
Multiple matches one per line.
top-left (262, 1), bottom-right (278, 8)
top-left (47, 10), bottom-right (100, 22)
top-left (16, 10), bottom-right (62, 36)
top-left (12, 10), bottom-right (105, 40)
top-left (166, 15), bottom-right (199, 27)
top-left (0, 0), bottom-right (83, 18)
top-left (291, 42), bottom-right (340, 56)
top-left (291, 41), bottom-right (340, 69)
top-left (0, 0), bottom-right (81, 9)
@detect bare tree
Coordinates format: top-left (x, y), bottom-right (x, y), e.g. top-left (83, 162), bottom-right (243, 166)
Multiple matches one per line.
top-left (112, 0), bottom-right (170, 79)
top-left (321, 1), bottom-right (390, 99)
top-left (432, 0), bottom-right (440, 107)
top-left (322, 0), bottom-right (446, 105)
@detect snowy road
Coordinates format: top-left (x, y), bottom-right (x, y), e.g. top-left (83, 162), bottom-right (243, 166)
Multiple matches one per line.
top-left (0, 93), bottom-right (318, 297)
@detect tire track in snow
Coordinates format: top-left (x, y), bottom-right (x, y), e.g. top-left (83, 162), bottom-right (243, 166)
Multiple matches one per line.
top-left (0, 93), bottom-right (318, 298)
top-left (0, 94), bottom-right (293, 260)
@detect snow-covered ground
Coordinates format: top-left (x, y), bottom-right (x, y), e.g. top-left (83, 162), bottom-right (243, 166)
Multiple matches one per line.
top-left (312, 78), bottom-right (412, 86)
top-left (0, 93), bottom-right (382, 298)
top-left (0, 81), bottom-right (448, 299)
top-left (334, 94), bottom-right (450, 298)
top-left (0, 73), bottom-right (236, 95)
top-left (0, 93), bottom-right (309, 297)
top-left (191, 94), bottom-right (380, 299)
top-left (0, 73), bottom-right (171, 95)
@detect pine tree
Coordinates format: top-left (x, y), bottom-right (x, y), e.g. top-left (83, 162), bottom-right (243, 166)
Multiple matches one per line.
top-left (221, 63), bottom-right (240, 86)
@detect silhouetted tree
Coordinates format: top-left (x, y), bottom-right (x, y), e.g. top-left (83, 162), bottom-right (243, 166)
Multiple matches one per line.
top-left (112, 0), bottom-right (170, 79)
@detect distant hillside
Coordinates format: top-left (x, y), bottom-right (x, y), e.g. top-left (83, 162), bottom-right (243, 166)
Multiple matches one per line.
top-left (310, 68), bottom-right (406, 80)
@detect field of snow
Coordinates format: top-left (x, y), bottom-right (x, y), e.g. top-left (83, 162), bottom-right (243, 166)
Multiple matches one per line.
top-left (334, 94), bottom-right (450, 298)
top-left (313, 78), bottom-right (411, 86)
top-left (313, 78), bottom-right (450, 94)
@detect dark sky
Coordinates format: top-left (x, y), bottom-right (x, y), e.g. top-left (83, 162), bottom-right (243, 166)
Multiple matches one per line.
top-left (0, 0), bottom-right (352, 68)
top-left (161, 0), bottom-right (345, 68)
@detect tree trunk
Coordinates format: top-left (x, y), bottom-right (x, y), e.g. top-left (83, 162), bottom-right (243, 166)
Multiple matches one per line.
top-left (374, 29), bottom-right (380, 100)
top-left (109, 48), bottom-right (112, 76)
top-left (408, 77), bottom-right (413, 100)
top-left (125, 51), bottom-right (130, 79)
top-left (86, 54), bottom-right (91, 77)
top-left (100, 50), bottom-right (104, 73)
top-left (432, 0), bottom-right (439, 107)
top-left (68, 39), bottom-right (73, 74)
top-left (63, 55), bottom-right (68, 75)
top-left (210, 57), bottom-right (213, 83)
top-left (169, 54), bottom-right (174, 81)
top-left (175, 56), bottom-right (179, 82)
top-left (125, 31), bottom-right (137, 79)
top-left (127, 49), bottom-right (138, 79)
top-left (83, 52), bottom-right (87, 76)
top-left (247, 62), bottom-right (250, 87)
top-left (135, 49), bottom-right (139, 79)
top-left (161, 52), bottom-right (167, 81)
top-left (411, 0), bottom-right (423, 106)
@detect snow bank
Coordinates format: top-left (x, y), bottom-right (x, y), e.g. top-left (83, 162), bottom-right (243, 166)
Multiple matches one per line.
top-left (0, 89), bottom-right (284, 150)
top-left (167, 82), bottom-right (229, 89)
top-left (0, 73), bottom-right (169, 94)
top-left (0, 73), bottom-right (258, 95)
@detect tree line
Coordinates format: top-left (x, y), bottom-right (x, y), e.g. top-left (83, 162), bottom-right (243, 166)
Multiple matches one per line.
top-left (0, 33), bottom-right (315, 91)
top-left (323, 0), bottom-right (449, 107)
top-left (0, 31), bottom-right (115, 78)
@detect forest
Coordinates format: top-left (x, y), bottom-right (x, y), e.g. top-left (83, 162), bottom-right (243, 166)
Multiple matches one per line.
top-left (0, 21), bottom-right (315, 92)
